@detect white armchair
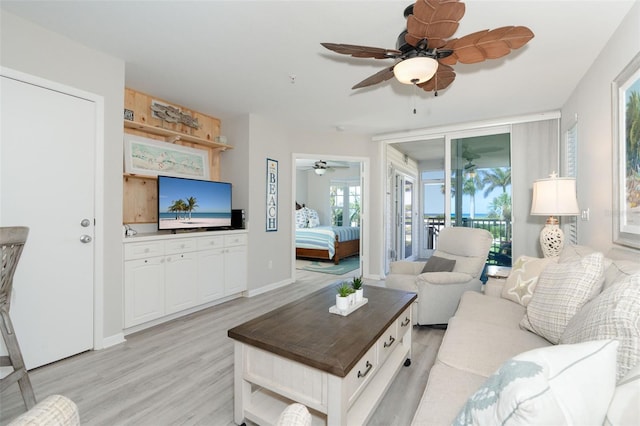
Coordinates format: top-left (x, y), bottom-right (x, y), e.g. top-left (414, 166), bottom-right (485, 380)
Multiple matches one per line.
top-left (385, 227), bottom-right (493, 325)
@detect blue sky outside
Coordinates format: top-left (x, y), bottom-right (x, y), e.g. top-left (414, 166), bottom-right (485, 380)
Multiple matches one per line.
top-left (158, 176), bottom-right (231, 213)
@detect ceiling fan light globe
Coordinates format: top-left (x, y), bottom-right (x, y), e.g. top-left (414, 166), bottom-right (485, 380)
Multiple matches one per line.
top-left (314, 168), bottom-right (326, 176)
top-left (393, 57), bottom-right (439, 85)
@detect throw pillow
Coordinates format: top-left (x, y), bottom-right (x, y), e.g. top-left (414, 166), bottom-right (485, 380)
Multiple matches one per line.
top-left (306, 208), bottom-right (320, 228)
top-left (604, 361), bottom-right (640, 426)
top-left (295, 208), bottom-right (308, 229)
top-left (520, 252), bottom-right (605, 344)
top-left (453, 340), bottom-right (619, 426)
top-left (421, 255), bottom-right (456, 273)
top-left (560, 273), bottom-right (640, 381)
top-left (501, 255), bottom-right (557, 306)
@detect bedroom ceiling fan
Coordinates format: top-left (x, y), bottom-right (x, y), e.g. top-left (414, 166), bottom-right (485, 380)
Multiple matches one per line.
top-left (297, 160), bottom-right (350, 176)
top-left (321, 0), bottom-right (534, 94)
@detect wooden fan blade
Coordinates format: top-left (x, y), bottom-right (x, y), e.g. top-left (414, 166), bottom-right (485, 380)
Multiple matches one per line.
top-left (444, 26), bottom-right (534, 65)
top-left (417, 63), bottom-right (456, 92)
top-left (405, 0), bottom-right (466, 49)
top-left (352, 66), bottom-right (396, 89)
top-left (321, 43), bottom-right (401, 59)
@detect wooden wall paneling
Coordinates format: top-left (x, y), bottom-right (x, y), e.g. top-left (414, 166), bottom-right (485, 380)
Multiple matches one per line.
top-left (123, 175), bottom-right (157, 224)
top-left (122, 88), bottom-right (227, 224)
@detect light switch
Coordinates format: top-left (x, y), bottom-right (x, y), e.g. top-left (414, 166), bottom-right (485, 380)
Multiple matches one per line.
top-left (581, 208), bottom-right (590, 221)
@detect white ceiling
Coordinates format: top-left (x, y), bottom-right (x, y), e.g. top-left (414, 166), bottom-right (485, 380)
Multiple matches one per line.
top-left (2, 0), bottom-right (635, 137)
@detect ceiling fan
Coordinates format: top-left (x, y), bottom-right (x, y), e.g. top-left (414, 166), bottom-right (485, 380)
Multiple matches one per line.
top-left (321, 0), bottom-right (534, 94)
top-left (298, 160), bottom-right (350, 176)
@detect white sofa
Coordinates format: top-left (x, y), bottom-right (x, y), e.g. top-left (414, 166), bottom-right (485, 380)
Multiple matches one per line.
top-left (411, 245), bottom-right (640, 425)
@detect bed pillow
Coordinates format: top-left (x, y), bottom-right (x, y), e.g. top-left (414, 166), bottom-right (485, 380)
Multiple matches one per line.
top-left (295, 208), bottom-right (308, 228)
top-left (560, 273), bottom-right (640, 381)
top-left (306, 208), bottom-right (320, 228)
top-left (501, 255), bottom-right (557, 306)
top-left (453, 340), bottom-right (619, 426)
top-left (520, 252), bottom-right (605, 344)
top-left (421, 256), bottom-right (456, 273)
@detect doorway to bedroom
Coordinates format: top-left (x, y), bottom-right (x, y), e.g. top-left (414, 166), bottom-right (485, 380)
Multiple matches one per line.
top-left (292, 155), bottom-right (367, 279)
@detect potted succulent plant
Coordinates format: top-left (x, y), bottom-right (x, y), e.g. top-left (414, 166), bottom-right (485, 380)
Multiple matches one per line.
top-left (351, 275), bottom-right (364, 302)
top-left (336, 282), bottom-right (353, 311)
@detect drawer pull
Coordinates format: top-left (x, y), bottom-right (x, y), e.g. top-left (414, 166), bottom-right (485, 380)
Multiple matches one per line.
top-left (401, 317), bottom-right (410, 327)
top-left (357, 361), bottom-right (372, 379)
top-left (383, 335), bottom-right (396, 348)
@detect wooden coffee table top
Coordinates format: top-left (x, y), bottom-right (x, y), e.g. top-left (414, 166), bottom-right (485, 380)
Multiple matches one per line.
top-left (228, 285), bottom-right (416, 377)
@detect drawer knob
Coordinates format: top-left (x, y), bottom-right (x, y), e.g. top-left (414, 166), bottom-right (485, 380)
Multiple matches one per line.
top-left (401, 317), bottom-right (410, 327)
top-left (357, 361), bottom-right (373, 379)
top-left (383, 335), bottom-right (396, 348)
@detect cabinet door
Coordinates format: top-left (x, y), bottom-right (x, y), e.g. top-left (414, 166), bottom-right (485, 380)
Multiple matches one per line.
top-left (197, 249), bottom-right (225, 303)
top-left (225, 245), bottom-right (247, 295)
top-left (165, 252), bottom-right (198, 314)
top-left (124, 257), bottom-right (165, 327)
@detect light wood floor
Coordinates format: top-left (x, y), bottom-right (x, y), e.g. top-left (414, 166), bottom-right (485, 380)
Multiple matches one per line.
top-left (0, 267), bottom-right (444, 426)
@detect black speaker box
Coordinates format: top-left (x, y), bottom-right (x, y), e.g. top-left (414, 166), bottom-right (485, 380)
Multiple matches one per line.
top-left (231, 209), bottom-right (245, 229)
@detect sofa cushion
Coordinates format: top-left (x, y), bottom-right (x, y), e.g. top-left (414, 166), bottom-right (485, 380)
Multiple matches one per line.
top-left (501, 255), bottom-right (557, 306)
top-left (455, 291), bottom-right (526, 328)
top-left (605, 361), bottom-right (640, 426)
top-left (560, 273), bottom-right (640, 381)
top-left (453, 340), bottom-right (618, 426)
top-left (437, 317), bottom-right (550, 377)
top-left (411, 363), bottom-right (487, 426)
top-left (520, 252), bottom-right (605, 344)
top-left (604, 259), bottom-right (640, 290)
top-left (421, 255), bottom-right (456, 273)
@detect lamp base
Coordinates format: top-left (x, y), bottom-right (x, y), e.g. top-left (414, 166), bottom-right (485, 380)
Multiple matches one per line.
top-left (540, 223), bottom-right (564, 258)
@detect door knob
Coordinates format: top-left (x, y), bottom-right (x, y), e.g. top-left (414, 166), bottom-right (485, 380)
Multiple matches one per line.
top-left (80, 235), bottom-right (92, 243)
top-left (80, 219), bottom-right (91, 227)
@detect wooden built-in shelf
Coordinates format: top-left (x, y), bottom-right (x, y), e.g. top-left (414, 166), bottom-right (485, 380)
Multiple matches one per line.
top-left (124, 120), bottom-right (233, 151)
top-left (123, 88), bottom-right (229, 224)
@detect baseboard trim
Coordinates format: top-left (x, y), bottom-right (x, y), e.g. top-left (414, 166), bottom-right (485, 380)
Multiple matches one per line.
top-left (245, 278), bottom-right (294, 297)
top-left (100, 332), bottom-right (126, 349)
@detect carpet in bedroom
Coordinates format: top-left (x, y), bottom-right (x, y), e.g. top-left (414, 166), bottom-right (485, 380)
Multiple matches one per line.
top-left (296, 257), bottom-right (359, 275)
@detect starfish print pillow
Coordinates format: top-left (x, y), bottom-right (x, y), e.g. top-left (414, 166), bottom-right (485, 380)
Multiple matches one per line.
top-left (501, 255), bottom-right (557, 306)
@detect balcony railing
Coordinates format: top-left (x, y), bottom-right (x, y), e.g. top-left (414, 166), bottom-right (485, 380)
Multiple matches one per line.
top-left (424, 217), bottom-right (512, 266)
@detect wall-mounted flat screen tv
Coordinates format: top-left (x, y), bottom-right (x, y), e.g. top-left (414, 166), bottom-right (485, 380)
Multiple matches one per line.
top-left (157, 175), bottom-right (232, 231)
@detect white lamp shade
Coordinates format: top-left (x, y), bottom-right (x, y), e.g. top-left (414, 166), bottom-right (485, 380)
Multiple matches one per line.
top-left (530, 177), bottom-right (580, 216)
top-left (393, 57), bottom-right (439, 85)
top-left (314, 167), bottom-right (326, 176)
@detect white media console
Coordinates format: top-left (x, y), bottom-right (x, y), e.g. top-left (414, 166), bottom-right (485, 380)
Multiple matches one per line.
top-left (123, 230), bottom-right (248, 333)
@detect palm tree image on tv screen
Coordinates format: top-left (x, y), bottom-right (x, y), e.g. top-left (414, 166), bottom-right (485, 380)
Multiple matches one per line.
top-left (157, 176), bottom-right (232, 231)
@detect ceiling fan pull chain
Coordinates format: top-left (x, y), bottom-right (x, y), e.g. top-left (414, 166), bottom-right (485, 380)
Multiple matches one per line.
top-left (412, 84), bottom-right (418, 114)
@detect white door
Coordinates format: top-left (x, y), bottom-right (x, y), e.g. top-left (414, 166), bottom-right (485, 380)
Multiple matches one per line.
top-left (0, 75), bottom-right (95, 369)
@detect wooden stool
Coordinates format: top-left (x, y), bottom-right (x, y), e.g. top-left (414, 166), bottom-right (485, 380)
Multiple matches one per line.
top-left (0, 226), bottom-right (36, 409)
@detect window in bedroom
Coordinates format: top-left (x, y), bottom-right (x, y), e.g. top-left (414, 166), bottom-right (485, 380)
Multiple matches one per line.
top-left (330, 180), bottom-right (360, 227)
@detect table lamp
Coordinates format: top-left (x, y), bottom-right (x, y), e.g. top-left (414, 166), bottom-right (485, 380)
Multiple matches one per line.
top-left (530, 173), bottom-right (580, 257)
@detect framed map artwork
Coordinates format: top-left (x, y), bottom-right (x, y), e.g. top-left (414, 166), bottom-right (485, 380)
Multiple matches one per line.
top-left (124, 134), bottom-right (209, 179)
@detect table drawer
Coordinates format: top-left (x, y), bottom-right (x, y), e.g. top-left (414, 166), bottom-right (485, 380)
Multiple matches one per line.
top-left (197, 235), bottom-right (224, 250)
top-left (124, 241), bottom-right (164, 260)
top-left (224, 233), bottom-right (247, 247)
top-left (377, 320), bottom-right (398, 366)
top-left (346, 344), bottom-right (378, 404)
top-left (165, 238), bottom-right (197, 254)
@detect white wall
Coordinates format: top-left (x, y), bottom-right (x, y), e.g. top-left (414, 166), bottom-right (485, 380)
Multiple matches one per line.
top-left (561, 1), bottom-right (640, 257)
top-left (0, 12), bottom-right (125, 342)
top-left (226, 115), bottom-right (377, 291)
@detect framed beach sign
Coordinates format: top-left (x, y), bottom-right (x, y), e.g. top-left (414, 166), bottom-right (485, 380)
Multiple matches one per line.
top-left (612, 51), bottom-right (640, 249)
top-left (266, 158), bottom-right (278, 231)
top-left (124, 133), bottom-right (210, 179)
